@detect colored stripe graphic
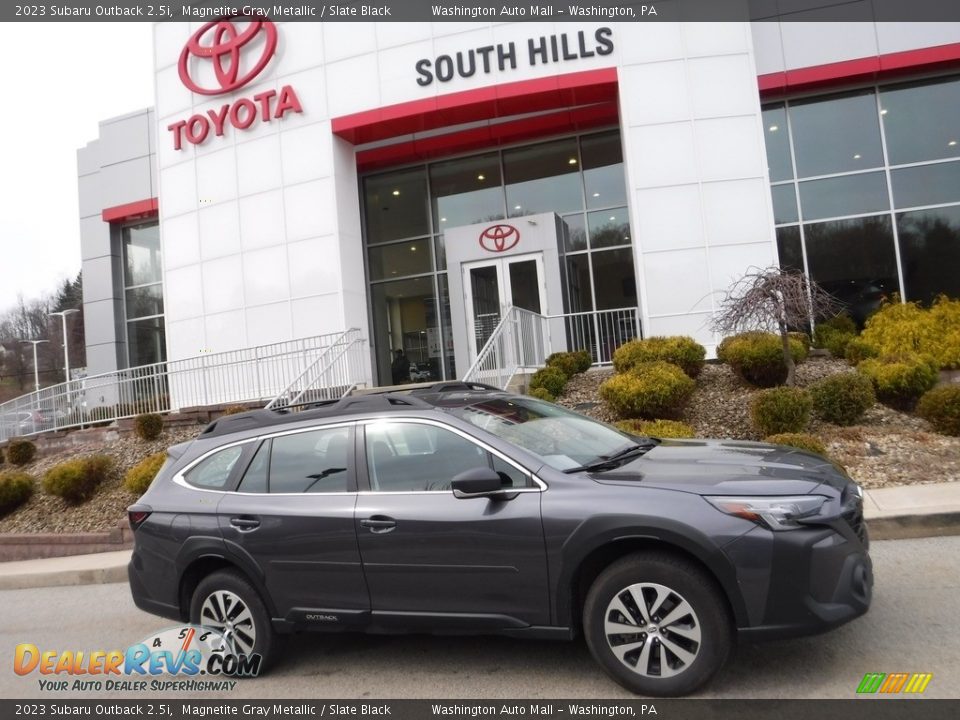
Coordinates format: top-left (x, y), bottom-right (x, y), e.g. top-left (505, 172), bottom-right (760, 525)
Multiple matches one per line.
top-left (904, 674), bottom-right (934, 693)
top-left (880, 673), bottom-right (908, 693)
top-left (857, 672), bottom-right (932, 694)
top-left (857, 673), bottom-right (885, 693)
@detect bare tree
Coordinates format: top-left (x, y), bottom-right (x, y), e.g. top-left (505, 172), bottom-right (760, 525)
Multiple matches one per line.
top-left (712, 267), bottom-right (841, 386)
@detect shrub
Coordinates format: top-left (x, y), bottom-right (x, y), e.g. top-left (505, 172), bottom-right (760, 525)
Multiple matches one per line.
top-left (612, 336), bottom-right (706, 378)
top-left (821, 312), bottom-right (857, 335)
top-left (5, 439), bottom-right (36, 466)
top-left (719, 332), bottom-right (807, 387)
top-left (125, 452), bottom-right (167, 495)
top-left (751, 386), bottom-right (812, 435)
top-left (615, 419), bottom-right (696, 438)
top-left (810, 373), bottom-right (875, 426)
top-left (221, 405), bottom-right (251, 416)
top-left (788, 331), bottom-right (811, 353)
top-left (599, 361), bottom-right (695, 419)
top-left (857, 353), bottom-right (939, 410)
top-left (813, 326), bottom-right (855, 358)
top-left (546, 351), bottom-right (591, 377)
top-left (844, 337), bottom-right (879, 365)
top-left (0, 471), bottom-right (33, 514)
top-left (860, 296), bottom-right (960, 370)
top-left (134, 413), bottom-right (164, 441)
top-left (527, 387), bottom-right (555, 402)
top-left (43, 455), bottom-right (114, 503)
top-left (0, 447), bottom-right (4, 465)
top-left (917, 386), bottom-right (960, 436)
top-left (529, 366), bottom-right (569, 397)
top-left (763, 433), bottom-right (827, 456)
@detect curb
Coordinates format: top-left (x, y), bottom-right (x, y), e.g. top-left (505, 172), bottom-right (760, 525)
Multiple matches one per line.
top-left (866, 511), bottom-right (960, 541)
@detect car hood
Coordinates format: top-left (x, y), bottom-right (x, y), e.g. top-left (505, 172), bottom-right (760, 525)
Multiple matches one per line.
top-left (593, 438), bottom-right (851, 496)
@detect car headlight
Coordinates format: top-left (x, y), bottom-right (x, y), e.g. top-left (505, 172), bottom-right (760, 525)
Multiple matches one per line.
top-left (705, 495), bottom-right (827, 531)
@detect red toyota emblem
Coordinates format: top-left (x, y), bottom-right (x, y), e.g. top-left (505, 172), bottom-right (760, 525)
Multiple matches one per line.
top-left (178, 16), bottom-right (278, 95)
top-left (479, 224), bottom-right (520, 253)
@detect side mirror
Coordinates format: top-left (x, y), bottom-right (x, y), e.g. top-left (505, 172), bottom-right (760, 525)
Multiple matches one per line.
top-left (451, 467), bottom-right (510, 499)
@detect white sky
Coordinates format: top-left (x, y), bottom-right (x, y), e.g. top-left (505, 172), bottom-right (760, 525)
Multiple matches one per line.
top-left (0, 22), bottom-right (155, 311)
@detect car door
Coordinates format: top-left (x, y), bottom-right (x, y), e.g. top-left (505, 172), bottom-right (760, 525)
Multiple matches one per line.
top-left (217, 422), bottom-right (370, 628)
top-left (355, 418), bottom-right (550, 630)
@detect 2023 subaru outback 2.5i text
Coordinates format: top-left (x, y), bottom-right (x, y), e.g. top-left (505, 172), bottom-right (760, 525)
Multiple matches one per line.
top-left (127, 382), bottom-right (872, 696)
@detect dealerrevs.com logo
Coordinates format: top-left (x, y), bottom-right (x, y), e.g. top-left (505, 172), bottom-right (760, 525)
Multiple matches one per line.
top-left (13, 625), bottom-right (261, 692)
top-left (168, 15), bottom-right (303, 150)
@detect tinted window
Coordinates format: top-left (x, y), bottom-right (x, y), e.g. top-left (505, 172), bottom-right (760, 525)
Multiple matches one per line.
top-left (790, 90), bottom-right (883, 177)
top-left (504, 138), bottom-right (583, 216)
top-left (798, 172), bottom-right (889, 221)
top-left (771, 184), bottom-right (798, 225)
top-left (364, 169), bottom-right (430, 243)
top-left (890, 162), bottom-right (960, 209)
top-left (881, 77), bottom-right (960, 166)
top-left (237, 441), bottom-right (269, 493)
top-left (762, 104), bottom-right (793, 182)
top-left (185, 445), bottom-right (245, 489)
top-left (776, 226), bottom-right (804, 273)
top-left (582, 131), bottom-right (627, 209)
top-left (365, 422), bottom-right (490, 492)
top-left (269, 427), bottom-right (351, 494)
top-left (431, 153), bottom-right (504, 228)
top-left (897, 206), bottom-right (960, 305)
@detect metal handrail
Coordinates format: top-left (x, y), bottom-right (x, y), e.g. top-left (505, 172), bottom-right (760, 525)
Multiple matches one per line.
top-left (266, 328), bottom-right (361, 409)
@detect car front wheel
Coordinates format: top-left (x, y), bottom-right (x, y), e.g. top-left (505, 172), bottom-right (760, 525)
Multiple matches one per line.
top-left (583, 552), bottom-right (733, 696)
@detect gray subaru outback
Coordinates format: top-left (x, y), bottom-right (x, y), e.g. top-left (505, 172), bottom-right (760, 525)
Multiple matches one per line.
top-left (127, 382), bottom-right (872, 696)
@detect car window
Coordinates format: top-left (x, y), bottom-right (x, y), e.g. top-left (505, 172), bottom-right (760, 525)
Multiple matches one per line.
top-left (185, 445), bottom-right (245, 489)
top-left (268, 426), bottom-right (351, 494)
top-left (236, 440), bottom-right (269, 493)
top-left (365, 421), bottom-right (525, 492)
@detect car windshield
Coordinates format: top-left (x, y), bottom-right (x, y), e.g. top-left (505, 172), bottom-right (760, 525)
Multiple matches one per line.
top-left (447, 397), bottom-right (642, 471)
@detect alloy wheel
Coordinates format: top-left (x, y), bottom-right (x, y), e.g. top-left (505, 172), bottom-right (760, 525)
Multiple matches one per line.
top-left (199, 589), bottom-right (257, 655)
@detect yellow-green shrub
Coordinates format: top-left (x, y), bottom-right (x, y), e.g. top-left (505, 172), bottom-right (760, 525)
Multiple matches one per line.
top-left (788, 331), bottom-right (811, 353)
top-left (857, 353), bottom-right (939, 410)
top-left (813, 326), bottom-right (856, 358)
top-left (763, 433), bottom-right (827, 456)
top-left (844, 337), bottom-right (879, 365)
top-left (612, 336), bottom-right (706, 378)
top-left (810, 373), bottom-right (875, 426)
top-left (917, 386), bottom-right (960, 436)
top-left (859, 296), bottom-right (960, 369)
top-left (0, 471), bottom-right (33, 514)
top-left (529, 366), bottom-right (568, 397)
top-left (5, 439), bottom-right (36, 466)
top-left (220, 405), bottom-right (251, 416)
top-left (615, 419), bottom-right (695, 438)
top-left (599, 361), bottom-right (695, 419)
top-left (125, 452), bottom-right (166, 495)
top-left (751, 386), bottom-right (812, 435)
top-left (43, 455), bottom-right (114, 503)
top-left (134, 413), bottom-right (163, 441)
top-left (546, 351), bottom-right (592, 376)
top-left (527, 387), bottom-right (555, 403)
top-left (718, 332), bottom-right (808, 387)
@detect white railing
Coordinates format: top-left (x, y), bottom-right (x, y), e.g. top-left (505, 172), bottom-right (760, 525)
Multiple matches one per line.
top-left (0, 331), bottom-right (368, 442)
top-left (266, 328), bottom-right (366, 409)
top-left (462, 306), bottom-right (641, 389)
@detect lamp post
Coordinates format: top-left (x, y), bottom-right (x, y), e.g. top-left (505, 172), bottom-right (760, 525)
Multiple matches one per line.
top-left (50, 309), bottom-right (79, 383)
top-left (20, 339), bottom-right (49, 392)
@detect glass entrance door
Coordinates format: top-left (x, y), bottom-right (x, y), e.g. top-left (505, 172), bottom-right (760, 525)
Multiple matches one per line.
top-left (462, 253), bottom-right (546, 359)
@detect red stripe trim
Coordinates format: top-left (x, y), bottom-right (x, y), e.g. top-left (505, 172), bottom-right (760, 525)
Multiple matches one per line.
top-left (102, 198), bottom-right (159, 223)
top-left (332, 67), bottom-right (618, 146)
top-left (758, 42), bottom-right (960, 97)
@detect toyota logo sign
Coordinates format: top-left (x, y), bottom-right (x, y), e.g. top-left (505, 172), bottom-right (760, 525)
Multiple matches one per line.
top-left (179, 17), bottom-right (278, 95)
top-left (479, 224), bottom-right (520, 253)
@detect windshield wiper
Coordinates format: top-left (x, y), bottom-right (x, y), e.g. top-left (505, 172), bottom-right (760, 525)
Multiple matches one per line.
top-left (562, 441), bottom-right (658, 474)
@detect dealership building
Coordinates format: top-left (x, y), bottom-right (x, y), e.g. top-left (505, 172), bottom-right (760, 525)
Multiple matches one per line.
top-left (76, 18), bottom-right (960, 401)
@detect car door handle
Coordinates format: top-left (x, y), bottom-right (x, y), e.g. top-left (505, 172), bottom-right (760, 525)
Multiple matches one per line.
top-left (230, 516), bottom-right (261, 531)
top-left (360, 516), bottom-right (396, 533)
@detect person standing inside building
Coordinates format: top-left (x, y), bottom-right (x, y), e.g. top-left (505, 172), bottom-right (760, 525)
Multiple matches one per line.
top-left (391, 349), bottom-right (410, 385)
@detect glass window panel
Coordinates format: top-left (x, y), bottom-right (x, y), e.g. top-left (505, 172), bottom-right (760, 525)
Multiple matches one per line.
top-left (364, 168), bottom-right (430, 244)
top-left (798, 172), bottom-right (889, 221)
top-left (367, 239), bottom-right (433, 281)
top-left (561, 214), bottom-right (587, 252)
top-left (492, 455), bottom-right (532, 489)
top-left (803, 215), bottom-right (900, 326)
top-left (504, 137), bottom-right (583, 216)
top-left (237, 441), bottom-right (269, 493)
top-left (789, 91), bottom-right (883, 177)
top-left (588, 208), bottom-right (630, 249)
top-left (771, 184), bottom-right (799, 225)
top-left (508, 259), bottom-right (542, 313)
top-left (565, 254), bottom-right (593, 313)
top-left (370, 276), bottom-right (439, 386)
top-left (365, 422), bottom-right (488, 492)
top-left (269, 427), bottom-right (351, 494)
top-left (897, 205), bottom-right (960, 305)
top-left (437, 274), bottom-right (455, 380)
top-left (186, 446), bottom-right (244, 490)
top-left (434, 234), bottom-right (446, 271)
top-left (591, 248), bottom-right (637, 311)
top-left (581, 131), bottom-right (627, 209)
top-left (881, 77), bottom-right (960, 166)
top-left (762, 104), bottom-right (793, 182)
top-left (430, 153), bottom-right (504, 229)
top-left (123, 222), bottom-right (162, 286)
top-left (890, 162), bottom-right (960, 209)
top-left (776, 226), bottom-right (804, 273)
top-left (127, 317), bottom-right (166, 366)
top-left (125, 284), bottom-right (164, 320)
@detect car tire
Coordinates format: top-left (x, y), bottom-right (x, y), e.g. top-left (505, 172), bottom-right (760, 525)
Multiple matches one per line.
top-left (583, 552), bottom-right (733, 697)
top-left (190, 569), bottom-right (280, 673)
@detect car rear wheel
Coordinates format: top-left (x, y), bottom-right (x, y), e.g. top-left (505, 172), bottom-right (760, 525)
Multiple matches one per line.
top-left (190, 570), bottom-right (279, 672)
top-left (583, 553), bottom-right (733, 696)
